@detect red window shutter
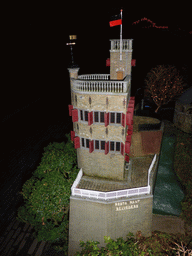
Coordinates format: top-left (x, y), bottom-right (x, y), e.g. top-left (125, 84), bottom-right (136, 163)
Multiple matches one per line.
top-left (121, 143), bottom-right (124, 156)
top-left (68, 105), bottom-right (73, 116)
top-left (130, 96), bottom-right (135, 100)
top-left (74, 136), bottom-right (80, 149)
top-left (128, 129), bottom-right (133, 135)
top-left (125, 141), bottom-right (131, 154)
top-left (88, 112), bottom-right (93, 125)
top-left (106, 58), bottom-right (110, 67)
top-left (126, 135), bottom-right (132, 144)
top-left (72, 109), bottom-right (78, 122)
top-left (131, 59), bottom-right (136, 67)
top-left (105, 141), bottom-right (109, 155)
top-left (105, 113), bottom-right (109, 127)
top-left (89, 140), bottom-right (94, 153)
top-left (70, 131), bottom-right (75, 142)
top-left (125, 155), bottom-right (129, 162)
top-left (126, 112), bottom-right (132, 125)
top-left (121, 113), bottom-right (125, 127)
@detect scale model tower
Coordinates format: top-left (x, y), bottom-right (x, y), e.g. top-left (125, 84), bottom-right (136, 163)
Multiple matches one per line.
top-left (67, 35), bottom-right (162, 255)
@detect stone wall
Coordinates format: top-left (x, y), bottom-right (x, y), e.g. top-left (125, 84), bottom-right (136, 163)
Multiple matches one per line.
top-left (71, 91), bottom-right (129, 113)
top-left (77, 149), bottom-right (125, 180)
top-left (110, 51), bottom-right (132, 80)
top-left (68, 195), bottom-right (153, 255)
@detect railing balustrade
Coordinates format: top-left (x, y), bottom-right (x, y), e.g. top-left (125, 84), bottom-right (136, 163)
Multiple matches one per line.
top-left (71, 154), bottom-right (157, 200)
top-left (110, 39), bottom-right (133, 51)
top-left (72, 75), bottom-right (130, 93)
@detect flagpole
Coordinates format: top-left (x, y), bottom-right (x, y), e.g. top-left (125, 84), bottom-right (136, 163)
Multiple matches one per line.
top-left (120, 9), bottom-right (123, 61)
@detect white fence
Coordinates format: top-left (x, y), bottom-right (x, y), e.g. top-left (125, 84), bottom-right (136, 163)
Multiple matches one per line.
top-left (78, 74), bottom-right (110, 80)
top-left (71, 154), bottom-right (157, 200)
top-left (72, 75), bottom-right (130, 94)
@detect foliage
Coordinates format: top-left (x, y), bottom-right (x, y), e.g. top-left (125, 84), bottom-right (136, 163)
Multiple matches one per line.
top-left (173, 129), bottom-right (192, 227)
top-left (144, 65), bottom-right (186, 112)
top-left (17, 134), bottom-right (78, 250)
top-left (75, 231), bottom-right (191, 255)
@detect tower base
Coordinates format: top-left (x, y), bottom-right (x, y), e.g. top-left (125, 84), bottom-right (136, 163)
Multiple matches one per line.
top-left (68, 194), bottom-right (153, 255)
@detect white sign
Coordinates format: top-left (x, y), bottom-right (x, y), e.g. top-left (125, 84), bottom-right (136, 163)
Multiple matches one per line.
top-left (115, 200), bottom-right (140, 211)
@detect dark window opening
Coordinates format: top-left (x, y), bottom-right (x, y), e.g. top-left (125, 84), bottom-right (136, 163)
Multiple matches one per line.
top-left (116, 142), bottom-right (120, 151)
top-left (110, 142), bottom-right (115, 151)
top-left (95, 140), bottom-right (99, 149)
top-left (110, 113), bottom-right (115, 123)
top-left (86, 139), bottom-right (89, 148)
top-left (101, 141), bottom-right (105, 150)
top-left (85, 111), bottom-right (88, 121)
top-left (117, 113), bottom-right (121, 123)
top-left (94, 112), bottom-right (99, 122)
top-left (80, 110), bottom-right (83, 121)
top-left (81, 138), bottom-right (85, 147)
top-left (100, 112), bottom-right (104, 123)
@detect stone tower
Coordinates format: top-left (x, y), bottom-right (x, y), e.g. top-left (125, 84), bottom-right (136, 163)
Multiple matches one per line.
top-left (67, 36), bottom-right (162, 255)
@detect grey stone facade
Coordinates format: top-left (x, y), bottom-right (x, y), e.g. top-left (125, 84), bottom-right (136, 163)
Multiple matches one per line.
top-left (68, 195), bottom-right (153, 255)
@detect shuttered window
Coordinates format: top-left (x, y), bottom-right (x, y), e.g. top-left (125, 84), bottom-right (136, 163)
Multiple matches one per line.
top-left (74, 136), bottom-right (80, 149)
top-left (88, 112), bottom-right (93, 125)
top-left (68, 105), bottom-right (73, 116)
top-left (70, 131), bottom-right (75, 141)
top-left (72, 109), bottom-right (78, 122)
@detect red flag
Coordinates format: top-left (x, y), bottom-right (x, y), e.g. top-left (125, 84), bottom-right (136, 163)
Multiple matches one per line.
top-left (109, 19), bottom-right (122, 27)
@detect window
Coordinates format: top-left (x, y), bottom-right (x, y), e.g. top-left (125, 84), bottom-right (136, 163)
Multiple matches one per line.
top-left (94, 111), bottom-right (105, 123)
top-left (81, 138), bottom-right (89, 149)
top-left (79, 110), bottom-right (88, 122)
top-left (109, 141), bottom-right (121, 153)
top-left (94, 112), bottom-right (99, 122)
top-left (110, 112), bottom-right (122, 124)
top-left (94, 140), bottom-right (105, 151)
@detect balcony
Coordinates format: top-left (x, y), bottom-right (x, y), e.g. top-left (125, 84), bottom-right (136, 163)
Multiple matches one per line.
top-left (110, 39), bottom-right (133, 51)
top-left (72, 74), bottom-right (130, 94)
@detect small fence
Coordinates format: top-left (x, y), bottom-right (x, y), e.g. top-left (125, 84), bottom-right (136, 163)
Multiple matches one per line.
top-left (71, 154), bottom-right (157, 200)
top-left (72, 75), bottom-right (130, 94)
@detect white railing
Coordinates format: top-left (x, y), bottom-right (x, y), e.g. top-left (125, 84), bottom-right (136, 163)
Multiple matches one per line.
top-left (110, 39), bottom-right (133, 51)
top-left (71, 154), bottom-right (157, 200)
top-left (78, 74), bottom-right (110, 80)
top-left (72, 75), bottom-right (130, 93)
top-left (148, 154), bottom-right (157, 187)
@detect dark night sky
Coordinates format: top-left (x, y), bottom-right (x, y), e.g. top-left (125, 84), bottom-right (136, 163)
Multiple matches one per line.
top-left (3, 2), bottom-right (192, 118)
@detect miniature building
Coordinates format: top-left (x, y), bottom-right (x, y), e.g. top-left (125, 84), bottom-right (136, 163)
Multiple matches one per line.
top-left (67, 36), bottom-right (163, 255)
top-left (173, 86), bottom-right (192, 134)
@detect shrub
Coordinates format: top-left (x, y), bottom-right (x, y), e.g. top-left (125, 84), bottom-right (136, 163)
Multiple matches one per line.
top-left (17, 134), bottom-right (78, 250)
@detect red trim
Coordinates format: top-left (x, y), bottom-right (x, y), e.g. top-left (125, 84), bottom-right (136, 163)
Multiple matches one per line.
top-left (89, 140), bottom-right (94, 153)
top-left (125, 155), bottom-right (129, 162)
top-left (125, 141), bottom-right (131, 154)
top-left (74, 136), bottom-right (80, 149)
top-left (105, 141), bottom-right (109, 155)
top-left (121, 143), bottom-right (124, 156)
top-left (72, 109), bottom-right (78, 122)
top-left (68, 105), bottom-right (73, 116)
top-left (70, 131), bottom-right (75, 142)
top-left (105, 113), bottom-right (109, 127)
top-left (88, 112), bottom-right (93, 126)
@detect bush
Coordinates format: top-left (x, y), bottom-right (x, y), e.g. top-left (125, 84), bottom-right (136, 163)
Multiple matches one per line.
top-left (17, 134), bottom-right (78, 250)
top-left (75, 231), bottom-right (191, 256)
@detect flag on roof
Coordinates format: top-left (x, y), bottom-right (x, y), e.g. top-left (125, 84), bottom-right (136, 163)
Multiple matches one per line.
top-left (109, 14), bottom-right (122, 27)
